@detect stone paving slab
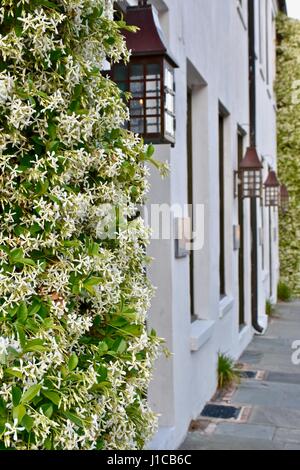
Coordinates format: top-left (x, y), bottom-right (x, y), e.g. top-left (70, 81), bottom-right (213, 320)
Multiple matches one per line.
top-left (274, 427), bottom-right (300, 444)
top-left (249, 406), bottom-right (300, 429)
top-left (265, 371), bottom-right (300, 384)
top-left (284, 443), bottom-right (300, 450)
top-left (233, 380), bottom-right (300, 409)
top-left (214, 422), bottom-right (275, 440)
top-left (180, 300), bottom-right (300, 450)
top-left (180, 433), bottom-right (285, 450)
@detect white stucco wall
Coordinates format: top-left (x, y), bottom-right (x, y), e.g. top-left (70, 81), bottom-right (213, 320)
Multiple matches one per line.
top-left (123, 0), bottom-right (280, 450)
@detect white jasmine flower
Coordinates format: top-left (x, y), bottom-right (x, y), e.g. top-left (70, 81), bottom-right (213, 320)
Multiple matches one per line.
top-left (4, 419), bottom-right (25, 446)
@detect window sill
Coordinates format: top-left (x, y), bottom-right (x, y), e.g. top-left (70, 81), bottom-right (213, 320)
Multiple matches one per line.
top-left (219, 296), bottom-right (234, 319)
top-left (190, 320), bottom-right (215, 352)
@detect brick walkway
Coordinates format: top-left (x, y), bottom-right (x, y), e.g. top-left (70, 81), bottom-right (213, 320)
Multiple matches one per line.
top-left (180, 301), bottom-right (300, 450)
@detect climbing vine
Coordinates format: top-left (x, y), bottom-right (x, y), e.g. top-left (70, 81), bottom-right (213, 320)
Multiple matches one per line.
top-left (276, 14), bottom-right (300, 295)
top-left (0, 0), bottom-right (163, 450)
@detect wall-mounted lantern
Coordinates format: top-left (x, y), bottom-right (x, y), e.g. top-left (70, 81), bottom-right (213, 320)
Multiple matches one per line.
top-left (111, 0), bottom-right (178, 144)
top-left (264, 170), bottom-right (280, 207)
top-left (280, 184), bottom-right (289, 214)
top-left (234, 147), bottom-right (263, 199)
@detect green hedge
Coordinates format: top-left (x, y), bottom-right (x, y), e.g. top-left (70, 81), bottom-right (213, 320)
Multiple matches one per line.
top-left (0, 0), bottom-right (162, 450)
top-left (276, 14), bottom-right (300, 296)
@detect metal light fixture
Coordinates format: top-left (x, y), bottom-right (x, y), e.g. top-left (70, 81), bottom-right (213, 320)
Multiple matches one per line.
top-left (280, 184), bottom-right (289, 213)
top-left (235, 147), bottom-right (263, 199)
top-left (111, 1), bottom-right (178, 144)
top-left (264, 170), bottom-right (280, 207)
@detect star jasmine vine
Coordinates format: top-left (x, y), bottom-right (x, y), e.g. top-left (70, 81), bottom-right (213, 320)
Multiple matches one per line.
top-left (0, 0), bottom-right (164, 450)
top-left (276, 14), bottom-right (300, 296)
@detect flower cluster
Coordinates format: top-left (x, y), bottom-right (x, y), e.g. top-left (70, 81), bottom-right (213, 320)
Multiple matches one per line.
top-left (0, 0), bottom-right (162, 450)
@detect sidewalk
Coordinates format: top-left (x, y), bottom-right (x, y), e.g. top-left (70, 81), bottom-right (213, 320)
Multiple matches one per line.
top-left (180, 300), bottom-right (300, 450)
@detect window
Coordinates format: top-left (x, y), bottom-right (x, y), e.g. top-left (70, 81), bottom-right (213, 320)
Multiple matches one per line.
top-left (238, 131), bottom-right (245, 326)
top-left (265, 0), bottom-right (270, 85)
top-left (259, 0), bottom-right (264, 65)
top-left (187, 88), bottom-right (195, 318)
top-left (219, 113), bottom-right (226, 298)
top-left (261, 205), bottom-right (265, 270)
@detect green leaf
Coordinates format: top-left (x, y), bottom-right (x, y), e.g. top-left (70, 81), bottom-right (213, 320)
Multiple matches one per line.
top-left (24, 339), bottom-right (46, 353)
top-left (98, 341), bottom-right (108, 356)
top-left (42, 390), bottom-right (60, 406)
top-left (146, 144), bottom-right (155, 158)
top-left (9, 248), bottom-right (24, 263)
top-left (17, 302), bottom-right (28, 323)
top-left (22, 414), bottom-right (34, 433)
top-left (48, 140), bottom-right (60, 152)
top-left (5, 368), bottom-right (22, 379)
top-left (18, 258), bottom-right (36, 267)
top-left (12, 387), bottom-right (22, 407)
top-left (48, 122), bottom-right (57, 140)
top-left (97, 365), bottom-right (108, 382)
top-left (111, 337), bottom-right (127, 354)
top-left (0, 398), bottom-right (6, 417)
top-left (44, 436), bottom-right (52, 450)
top-left (35, 180), bottom-right (49, 196)
top-left (40, 403), bottom-right (53, 419)
top-left (104, 36), bottom-right (116, 46)
top-left (16, 325), bottom-right (26, 349)
top-left (68, 353), bottom-right (78, 371)
top-left (63, 411), bottom-right (84, 428)
top-left (83, 276), bottom-right (102, 294)
top-left (28, 300), bottom-right (41, 316)
top-left (21, 384), bottom-right (42, 404)
top-left (13, 404), bottom-right (26, 423)
top-left (33, 0), bottom-right (60, 10)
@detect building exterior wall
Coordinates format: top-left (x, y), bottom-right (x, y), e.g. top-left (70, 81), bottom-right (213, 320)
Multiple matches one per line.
top-left (119, 0), bottom-right (281, 450)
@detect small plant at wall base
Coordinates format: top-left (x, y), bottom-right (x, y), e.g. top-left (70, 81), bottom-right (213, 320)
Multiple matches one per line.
top-left (0, 0), bottom-right (165, 450)
top-left (217, 353), bottom-right (240, 390)
top-left (266, 299), bottom-right (274, 317)
top-left (277, 282), bottom-right (292, 302)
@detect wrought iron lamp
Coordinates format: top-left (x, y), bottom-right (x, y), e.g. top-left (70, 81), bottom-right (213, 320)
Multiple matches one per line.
top-left (235, 147), bottom-right (263, 199)
top-left (111, 0), bottom-right (178, 144)
top-left (264, 170), bottom-right (280, 207)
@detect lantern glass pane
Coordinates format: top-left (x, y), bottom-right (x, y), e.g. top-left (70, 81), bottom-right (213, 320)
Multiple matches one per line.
top-left (146, 116), bottom-right (161, 133)
top-left (165, 111), bottom-right (175, 137)
top-left (265, 187), bottom-right (279, 206)
top-left (131, 118), bottom-right (144, 134)
top-left (242, 169), bottom-right (262, 198)
top-left (146, 98), bottom-right (160, 115)
top-left (130, 99), bottom-right (144, 116)
top-left (118, 82), bottom-right (128, 92)
top-left (146, 80), bottom-right (160, 97)
top-left (114, 64), bottom-right (127, 81)
top-left (146, 63), bottom-right (161, 80)
top-left (130, 81), bottom-right (144, 97)
top-left (164, 64), bottom-right (174, 91)
top-left (166, 91), bottom-right (175, 113)
top-left (130, 64), bottom-right (143, 79)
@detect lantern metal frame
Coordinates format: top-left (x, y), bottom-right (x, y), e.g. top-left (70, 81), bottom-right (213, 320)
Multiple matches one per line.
top-left (112, 1), bottom-right (178, 145)
top-left (264, 170), bottom-right (280, 207)
top-left (234, 147), bottom-right (263, 199)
